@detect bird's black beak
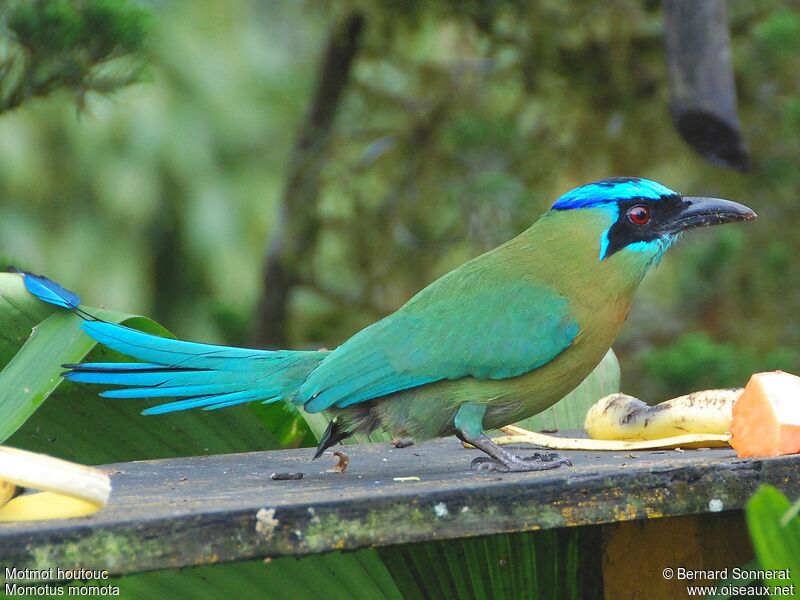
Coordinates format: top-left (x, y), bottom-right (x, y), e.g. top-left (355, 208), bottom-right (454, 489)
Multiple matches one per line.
top-left (666, 196), bottom-right (757, 233)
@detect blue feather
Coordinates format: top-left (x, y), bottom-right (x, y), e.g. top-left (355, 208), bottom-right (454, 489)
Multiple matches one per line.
top-left (140, 393), bottom-right (256, 415)
top-left (78, 321), bottom-right (281, 367)
top-left (63, 321), bottom-right (326, 414)
top-left (10, 268), bottom-right (81, 310)
top-left (14, 269), bottom-right (324, 415)
top-left (100, 382), bottom-right (250, 399)
top-left (143, 390), bottom-right (265, 415)
top-left (552, 177), bottom-right (678, 210)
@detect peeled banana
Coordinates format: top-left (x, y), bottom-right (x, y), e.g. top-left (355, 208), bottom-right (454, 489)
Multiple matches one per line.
top-left (0, 479), bottom-right (17, 507)
top-left (584, 389), bottom-right (741, 441)
top-left (0, 446), bottom-right (111, 522)
top-left (483, 388), bottom-right (741, 452)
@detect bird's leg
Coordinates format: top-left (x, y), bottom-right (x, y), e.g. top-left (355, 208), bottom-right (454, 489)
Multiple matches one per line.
top-left (456, 432), bottom-right (572, 472)
top-left (454, 402), bottom-right (571, 473)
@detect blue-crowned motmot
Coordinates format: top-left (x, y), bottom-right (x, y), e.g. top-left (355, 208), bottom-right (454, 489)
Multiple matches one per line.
top-left (24, 177), bottom-right (756, 472)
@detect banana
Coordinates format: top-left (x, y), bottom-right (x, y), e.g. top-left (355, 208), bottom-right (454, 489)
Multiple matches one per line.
top-left (0, 446), bottom-right (111, 522)
top-left (584, 389), bottom-right (741, 441)
top-left (476, 388), bottom-right (742, 452)
top-left (0, 479), bottom-right (18, 508)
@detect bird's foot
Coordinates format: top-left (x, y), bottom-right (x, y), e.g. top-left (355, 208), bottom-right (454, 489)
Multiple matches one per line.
top-left (470, 452), bottom-right (572, 473)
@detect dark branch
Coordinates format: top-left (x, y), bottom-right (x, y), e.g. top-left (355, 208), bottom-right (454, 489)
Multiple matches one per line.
top-left (252, 12), bottom-right (365, 348)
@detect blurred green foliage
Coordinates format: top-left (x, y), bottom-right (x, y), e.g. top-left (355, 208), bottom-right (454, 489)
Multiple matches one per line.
top-left (0, 0), bottom-right (798, 401)
top-left (641, 332), bottom-right (797, 394)
top-left (1, 5), bottom-right (795, 593)
top-left (1, 0), bottom-right (151, 111)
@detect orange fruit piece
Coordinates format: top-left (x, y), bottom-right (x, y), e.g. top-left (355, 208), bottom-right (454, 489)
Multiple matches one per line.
top-left (730, 371), bottom-right (800, 458)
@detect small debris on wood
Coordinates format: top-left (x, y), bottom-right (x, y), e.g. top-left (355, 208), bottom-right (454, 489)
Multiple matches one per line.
top-left (178, 476), bottom-right (188, 482)
top-left (328, 451), bottom-right (349, 474)
top-left (391, 437), bottom-right (414, 448)
top-left (433, 502), bottom-right (449, 518)
top-left (674, 448), bottom-right (685, 453)
top-left (255, 508), bottom-right (279, 536)
top-left (270, 472), bottom-right (304, 481)
top-left (392, 476), bottom-right (420, 482)
top-left (626, 454), bottom-right (638, 459)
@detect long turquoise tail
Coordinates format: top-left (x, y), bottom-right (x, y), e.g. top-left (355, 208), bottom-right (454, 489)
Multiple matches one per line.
top-left (12, 268), bottom-right (324, 415)
top-left (65, 322), bottom-right (325, 414)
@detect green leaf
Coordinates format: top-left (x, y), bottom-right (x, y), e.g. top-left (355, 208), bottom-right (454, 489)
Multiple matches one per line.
top-left (379, 523), bottom-right (602, 600)
top-left (781, 496), bottom-right (800, 527)
top-left (745, 485), bottom-right (800, 594)
top-left (0, 273), bottom-right (167, 442)
top-left (0, 272), bottom-right (63, 366)
top-left (109, 547), bottom-right (402, 600)
top-left (0, 309), bottom-right (170, 444)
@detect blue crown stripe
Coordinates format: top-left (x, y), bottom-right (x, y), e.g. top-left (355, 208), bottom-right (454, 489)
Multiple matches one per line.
top-left (552, 177), bottom-right (678, 210)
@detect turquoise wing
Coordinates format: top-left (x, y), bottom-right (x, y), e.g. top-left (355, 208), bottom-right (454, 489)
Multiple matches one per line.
top-left (298, 273), bottom-right (579, 412)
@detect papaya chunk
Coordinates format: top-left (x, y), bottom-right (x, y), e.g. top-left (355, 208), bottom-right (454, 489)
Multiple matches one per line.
top-left (729, 371), bottom-right (800, 458)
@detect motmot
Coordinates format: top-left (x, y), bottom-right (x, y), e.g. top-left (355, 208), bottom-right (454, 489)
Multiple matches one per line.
top-left (22, 177), bottom-right (756, 472)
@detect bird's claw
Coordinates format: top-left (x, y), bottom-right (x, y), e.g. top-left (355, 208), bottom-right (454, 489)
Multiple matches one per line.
top-left (532, 452), bottom-right (573, 467)
top-left (470, 452), bottom-right (572, 472)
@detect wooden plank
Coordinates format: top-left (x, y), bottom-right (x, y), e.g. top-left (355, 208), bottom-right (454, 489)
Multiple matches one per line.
top-left (602, 512), bottom-right (753, 600)
top-left (1, 439), bottom-right (797, 576)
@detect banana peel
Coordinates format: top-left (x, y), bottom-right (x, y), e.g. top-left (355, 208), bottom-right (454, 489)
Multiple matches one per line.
top-left (0, 446), bottom-right (111, 522)
top-left (493, 424), bottom-right (730, 451)
top-left (477, 388), bottom-right (741, 452)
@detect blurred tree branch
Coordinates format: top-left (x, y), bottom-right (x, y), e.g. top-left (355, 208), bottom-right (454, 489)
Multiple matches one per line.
top-left (0, 0), bottom-right (151, 114)
top-left (253, 11), bottom-right (365, 347)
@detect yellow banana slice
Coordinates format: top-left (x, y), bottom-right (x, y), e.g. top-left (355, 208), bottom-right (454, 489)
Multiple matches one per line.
top-left (0, 446), bottom-right (111, 522)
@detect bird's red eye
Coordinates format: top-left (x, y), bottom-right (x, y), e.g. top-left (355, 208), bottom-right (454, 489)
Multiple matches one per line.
top-left (627, 205), bottom-right (651, 225)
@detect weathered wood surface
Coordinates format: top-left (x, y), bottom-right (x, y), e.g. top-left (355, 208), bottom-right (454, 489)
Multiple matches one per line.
top-left (1, 437), bottom-right (798, 576)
